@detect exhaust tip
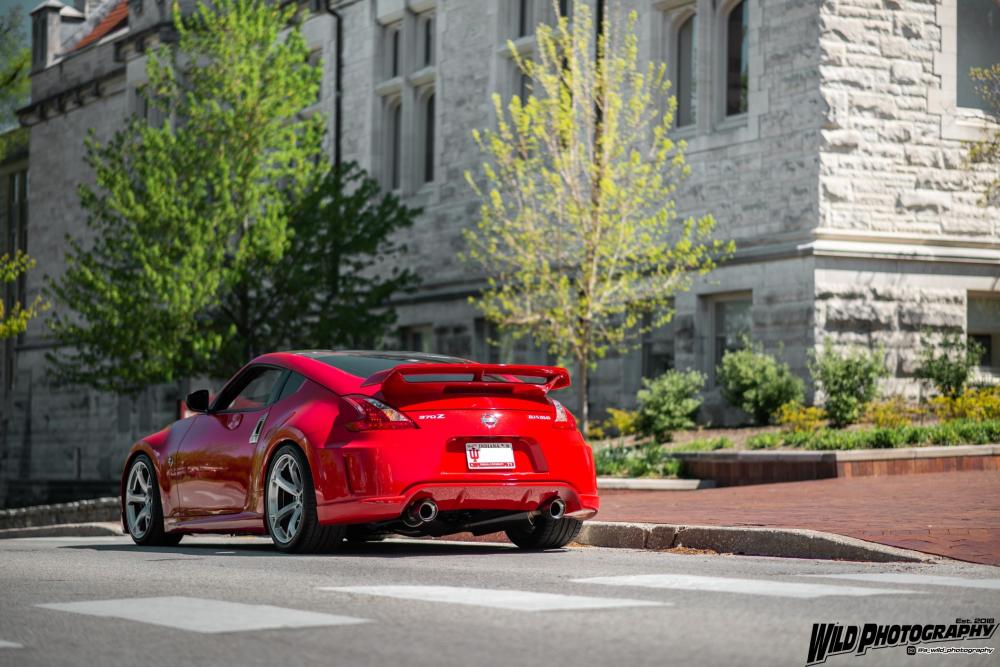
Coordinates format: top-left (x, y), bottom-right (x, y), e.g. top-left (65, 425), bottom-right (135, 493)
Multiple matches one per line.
top-left (548, 498), bottom-right (566, 520)
top-left (417, 499), bottom-right (438, 523)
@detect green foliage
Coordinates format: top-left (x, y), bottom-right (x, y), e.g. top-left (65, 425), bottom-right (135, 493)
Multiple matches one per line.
top-left (0, 7), bottom-right (29, 128)
top-left (915, 331), bottom-right (984, 398)
top-left (591, 407), bottom-right (640, 440)
top-left (809, 340), bottom-right (887, 428)
top-left (593, 443), bottom-right (683, 478)
top-left (764, 420), bottom-right (1000, 451)
top-left (48, 0), bottom-right (327, 393)
top-left (0, 251), bottom-right (47, 340)
top-left (966, 64), bottom-right (1000, 206)
top-left (717, 343), bottom-right (804, 425)
top-left (775, 401), bottom-right (826, 432)
top-left (746, 433), bottom-right (782, 450)
top-left (670, 436), bottom-right (731, 452)
top-left (205, 161), bottom-right (419, 375)
top-left (864, 396), bottom-right (925, 429)
top-left (463, 1), bottom-right (732, 431)
top-left (635, 369), bottom-right (705, 441)
top-left (930, 385), bottom-right (1000, 421)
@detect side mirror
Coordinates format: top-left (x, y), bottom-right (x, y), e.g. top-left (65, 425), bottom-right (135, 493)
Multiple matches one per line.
top-left (185, 389), bottom-right (211, 413)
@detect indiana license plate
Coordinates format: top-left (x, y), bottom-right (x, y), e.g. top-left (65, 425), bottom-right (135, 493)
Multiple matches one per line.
top-left (466, 442), bottom-right (515, 470)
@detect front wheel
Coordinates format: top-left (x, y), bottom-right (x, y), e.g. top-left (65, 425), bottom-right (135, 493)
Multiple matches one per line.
top-left (505, 517), bottom-right (582, 550)
top-left (265, 445), bottom-right (344, 553)
top-left (124, 455), bottom-right (182, 547)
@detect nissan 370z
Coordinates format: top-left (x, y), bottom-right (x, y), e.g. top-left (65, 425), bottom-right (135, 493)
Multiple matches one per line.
top-left (120, 351), bottom-right (599, 553)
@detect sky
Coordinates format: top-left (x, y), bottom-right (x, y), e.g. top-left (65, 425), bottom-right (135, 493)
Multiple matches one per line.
top-left (1, 0), bottom-right (32, 37)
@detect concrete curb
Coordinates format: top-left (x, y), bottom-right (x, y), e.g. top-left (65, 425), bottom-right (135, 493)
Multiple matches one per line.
top-left (0, 522), bottom-right (123, 539)
top-left (575, 521), bottom-right (936, 563)
top-left (0, 497), bottom-right (119, 530)
top-left (597, 477), bottom-right (715, 490)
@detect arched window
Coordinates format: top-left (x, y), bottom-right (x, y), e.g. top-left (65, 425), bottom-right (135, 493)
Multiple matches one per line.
top-left (423, 92), bottom-right (435, 183)
top-left (725, 1), bottom-right (748, 116)
top-left (676, 14), bottom-right (697, 127)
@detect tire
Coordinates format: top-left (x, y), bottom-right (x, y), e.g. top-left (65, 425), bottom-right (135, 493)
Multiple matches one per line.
top-left (265, 444), bottom-right (344, 554)
top-left (344, 526), bottom-right (388, 543)
top-left (505, 516), bottom-right (583, 550)
top-left (124, 454), bottom-right (183, 547)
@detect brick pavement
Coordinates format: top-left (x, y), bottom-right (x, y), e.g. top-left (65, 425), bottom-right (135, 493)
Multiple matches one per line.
top-left (596, 471), bottom-right (1000, 566)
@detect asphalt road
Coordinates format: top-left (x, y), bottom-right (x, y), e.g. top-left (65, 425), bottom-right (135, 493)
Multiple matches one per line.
top-left (0, 535), bottom-right (998, 667)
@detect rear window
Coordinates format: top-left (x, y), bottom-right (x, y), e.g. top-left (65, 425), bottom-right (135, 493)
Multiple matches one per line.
top-left (313, 353), bottom-right (468, 379)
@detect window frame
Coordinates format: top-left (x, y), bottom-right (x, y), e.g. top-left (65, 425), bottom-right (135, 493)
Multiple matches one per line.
top-left (722, 0), bottom-right (748, 118)
top-left (211, 365), bottom-right (289, 414)
top-left (968, 293), bottom-right (1000, 372)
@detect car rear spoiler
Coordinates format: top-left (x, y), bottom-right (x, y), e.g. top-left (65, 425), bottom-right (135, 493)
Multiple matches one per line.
top-left (360, 363), bottom-right (571, 400)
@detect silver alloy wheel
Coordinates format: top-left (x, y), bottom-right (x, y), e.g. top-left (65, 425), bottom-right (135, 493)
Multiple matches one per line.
top-left (267, 453), bottom-right (304, 544)
top-left (125, 459), bottom-right (154, 539)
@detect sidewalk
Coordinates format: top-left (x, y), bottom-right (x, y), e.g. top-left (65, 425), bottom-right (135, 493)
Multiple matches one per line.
top-left (597, 470), bottom-right (1000, 566)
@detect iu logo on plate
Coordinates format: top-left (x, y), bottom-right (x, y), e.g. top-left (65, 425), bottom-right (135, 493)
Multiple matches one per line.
top-left (468, 446), bottom-right (480, 462)
top-left (481, 413), bottom-right (499, 429)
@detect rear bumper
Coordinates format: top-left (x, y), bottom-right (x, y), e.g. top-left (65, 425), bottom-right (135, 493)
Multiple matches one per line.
top-left (316, 482), bottom-right (600, 525)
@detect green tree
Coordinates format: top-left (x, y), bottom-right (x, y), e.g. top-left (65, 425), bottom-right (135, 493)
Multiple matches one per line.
top-left (914, 331), bottom-right (983, 398)
top-left (809, 340), bottom-right (886, 428)
top-left (206, 161), bottom-right (419, 375)
top-left (48, 0), bottom-right (324, 393)
top-left (464, 1), bottom-right (732, 432)
top-left (0, 250), bottom-right (45, 340)
top-left (0, 6), bottom-right (29, 126)
top-left (966, 64), bottom-right (1000, 205)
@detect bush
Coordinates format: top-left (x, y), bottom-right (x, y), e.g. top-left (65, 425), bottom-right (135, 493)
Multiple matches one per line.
top-left (592, 443), bottom-right (683, 478)
top-left (776, 401), bottom-right (826, 432)
top-left (809, 340), bottom-right (887, 428)
top-left (590, 408), bottom-right (639, 440)
top-left (864, 396), bottom-right (924, 429)
top-left (746, 433), bottom-right (782, 450)
top-left (930, 386), bottom-right (1000, 421)
top-left (717, 344), bottom-right (804, 425)
top-left (768, 419), bottom-right (1000, 450)
top-left (635, 369), bottom-right (705, 441)
top-left (915, 331), bottom-right (984, 398)
top-left (670, 436), bottom-right (732, 452)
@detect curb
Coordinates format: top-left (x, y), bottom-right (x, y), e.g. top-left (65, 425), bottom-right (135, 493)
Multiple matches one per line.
top-left (575, 521), bottom-right (935, 563)
top-left (597, 477), bottom-right (715, 491)
top-left (0, 522), bottom-right (123, 539)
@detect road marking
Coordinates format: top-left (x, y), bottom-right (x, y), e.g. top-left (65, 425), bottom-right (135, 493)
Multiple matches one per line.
top-left (0, 641), bottom-right (22, 649)
top-left (803, 573), bottom-right (1000, 591)
top-left (37, 597), bottom-right (368, 634)
top-left (321, 585), bottom-right (666, 612)
top-left (572, 574), bottom-right (917, 599)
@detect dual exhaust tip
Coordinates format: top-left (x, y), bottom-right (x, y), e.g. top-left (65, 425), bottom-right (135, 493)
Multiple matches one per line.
top-left (402, 496), bottom-right (565, 527)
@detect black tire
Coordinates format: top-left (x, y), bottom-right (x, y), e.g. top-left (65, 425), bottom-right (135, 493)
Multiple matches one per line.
top-left (505, 516), bottom-right (582, 550)
top-left (344, 526), bottom-right (388, 543)
top-left (124, 454), bottom-right (183, 547)
top-left (265, 444), bottom-right (344, 554)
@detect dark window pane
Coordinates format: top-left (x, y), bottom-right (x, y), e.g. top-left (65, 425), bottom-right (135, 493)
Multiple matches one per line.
top-left (424, 17), bottom-right (434, 65)
top-left (276, 372), bottom-right (306, 402)
top-left (970, 334), bottom-right (993, 367)
top-left (424, 93), bottom-right (435, 182)
top-left (518, 0), bottom-right (530, 37)
top-left (957, 0), bottom-right (1000, 111)
top-left (725, 1), bottom-right (748, 116)
top-left (216, 367), bottom-right (284, 411)
top-left (391, 102), bottom-right (402, 190)
top-left (676, 15), bottom-right (697, 127)
top-left (714, 299), bottom-right (752, 366)
top-left (391, 28), bottom-right (400, 77)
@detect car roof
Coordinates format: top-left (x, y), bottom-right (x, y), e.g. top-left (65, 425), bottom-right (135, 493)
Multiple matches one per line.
top-left (290, 350), bottom-right (470, 364)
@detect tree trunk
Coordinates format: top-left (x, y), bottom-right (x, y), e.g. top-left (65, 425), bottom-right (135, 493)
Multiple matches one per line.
top-left (577, 353), bottom-right (590, 437)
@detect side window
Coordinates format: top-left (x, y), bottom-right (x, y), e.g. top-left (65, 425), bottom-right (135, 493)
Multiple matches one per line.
top-left (276, 372), bottom-right (307, 402)
top-left (215, 367), bottom-right (285, 412)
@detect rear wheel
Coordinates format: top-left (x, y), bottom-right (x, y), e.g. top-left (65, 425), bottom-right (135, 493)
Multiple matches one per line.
top-left (265, 445), bottom-right (344, 553)
top-left (124, 455), bottom-right (182, 547)
top-left (505, 516), bottom-right (582, 550)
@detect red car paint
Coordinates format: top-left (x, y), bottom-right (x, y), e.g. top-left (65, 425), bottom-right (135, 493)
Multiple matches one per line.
top-left (121, 351), bottom-right (599, 537)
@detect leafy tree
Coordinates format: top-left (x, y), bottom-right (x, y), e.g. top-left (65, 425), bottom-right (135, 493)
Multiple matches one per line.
top-left (914, 331), bottom-right (984, 398)
top-left (48, 0), bottom-right (324, 393)
top-left (809, 340), bottom-right (886, 428)
top-left (718, 342), bottom-right (804, 425)
top-left (464, 1), bottom-right (732, 432)
top-left (0, 250), bottom-right (46, 340)
top-left (966, 64), bottom-right (1000, 205)
top-left (0, 6), bottom-right (29, 126)
top-left (207, 161), bottom-right (419, 375)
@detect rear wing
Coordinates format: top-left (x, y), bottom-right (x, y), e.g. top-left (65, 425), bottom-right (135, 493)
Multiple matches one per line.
top-left (361, 363), bottom-right (571, 400)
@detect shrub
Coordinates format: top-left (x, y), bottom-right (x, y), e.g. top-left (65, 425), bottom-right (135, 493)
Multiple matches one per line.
top-left (717, 344), bottom-right (804, 425)
top-left (747, 433), bottom-right (782, 450)
top-left (606, 408), bottom-right (639, 436)
top-left (635, 369), bottom-right (705, 441)
top-left (809, 340), bottom-right (887, 428)
top-left (670, 436), bottom-right (732, 452)
top-left (915, 331), bottom-right (985, 398)
top-left (864, 396), bottom-right (924, 429)
top-left (930, 386), bottom-right (1000, 421)
top-left (592, 443), bottom-right (683, 478)
top-left (776, 401), bottom-right (826, 432)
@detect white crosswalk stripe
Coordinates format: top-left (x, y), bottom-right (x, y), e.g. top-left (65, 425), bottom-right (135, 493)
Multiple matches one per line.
top-left (802, 573), bottom-right (1000, 591)
top-left (37, 597), bottom-right (369, 634)
top-left (321, 585), bottom-right (667, 611)
top-left (572, 574), bottom-right (918, 599)
top-left (0, 641), bottom-right (23, 649)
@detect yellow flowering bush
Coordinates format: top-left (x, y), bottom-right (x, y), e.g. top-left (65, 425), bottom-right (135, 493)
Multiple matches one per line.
top-left (776, 401), bottom-right (826, 432)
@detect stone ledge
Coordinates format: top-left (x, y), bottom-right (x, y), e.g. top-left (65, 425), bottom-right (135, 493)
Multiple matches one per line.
top-left (596, 478), bottom-right (716, 491)
top-left (0, 497), bottom-right (119, 530)
top-left (672, 444), bottom-right (1000, 462)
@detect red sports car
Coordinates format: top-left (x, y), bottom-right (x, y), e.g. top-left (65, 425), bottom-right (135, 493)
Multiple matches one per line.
top-left (121, 351), bottom-right (599, 552)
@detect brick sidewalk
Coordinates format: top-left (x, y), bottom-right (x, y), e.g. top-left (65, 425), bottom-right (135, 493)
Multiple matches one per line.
top-left (597, 471), bottom-right (1000, 566)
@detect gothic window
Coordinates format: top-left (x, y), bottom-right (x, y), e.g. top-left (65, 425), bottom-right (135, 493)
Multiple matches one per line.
top-left (725, 1), bottom-right (748, 117)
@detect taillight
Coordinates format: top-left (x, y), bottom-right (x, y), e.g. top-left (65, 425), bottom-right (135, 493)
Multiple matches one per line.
top-left (343, 396), bottom-right (415, 431)
top-left (551, 398), bottom-right (574, 429)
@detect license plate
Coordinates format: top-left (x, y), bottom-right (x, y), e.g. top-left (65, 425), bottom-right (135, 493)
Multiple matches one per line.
top-left (466, 442), bottom-right (515, 470)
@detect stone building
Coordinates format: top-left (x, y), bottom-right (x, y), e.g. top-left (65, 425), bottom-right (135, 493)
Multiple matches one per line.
top-left (1, 0), bottom-right (998, 505)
